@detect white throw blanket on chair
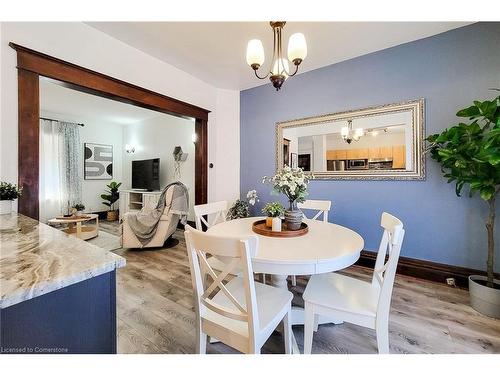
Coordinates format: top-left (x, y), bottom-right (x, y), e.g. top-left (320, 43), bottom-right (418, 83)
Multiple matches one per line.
top-left (124, 182), bottom-right (189, 245)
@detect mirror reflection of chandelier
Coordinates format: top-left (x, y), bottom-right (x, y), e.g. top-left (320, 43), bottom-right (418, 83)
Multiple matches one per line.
top-left (246, 21), bottom-right (307, 91)
top-left (341, 120), bottom-right (364, 144)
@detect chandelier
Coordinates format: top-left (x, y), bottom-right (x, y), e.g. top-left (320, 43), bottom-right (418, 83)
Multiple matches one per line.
top-left (341, 120), bottom-right (364, 144)
top-left (246, 22), bottom-right (307, 91)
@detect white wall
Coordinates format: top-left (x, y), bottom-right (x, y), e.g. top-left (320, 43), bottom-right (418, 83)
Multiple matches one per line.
top-left (40, 110), bottom-right (124, 214)
top-left (122, 115), bottom-right (196, 220)
top-left (212, 89), bottom-right (240, 202)
top-left (0, 22), bottom-right (240, 211)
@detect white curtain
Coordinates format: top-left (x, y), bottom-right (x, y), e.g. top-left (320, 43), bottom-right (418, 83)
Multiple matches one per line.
top-left (39, 119), bottom-right (82, 222)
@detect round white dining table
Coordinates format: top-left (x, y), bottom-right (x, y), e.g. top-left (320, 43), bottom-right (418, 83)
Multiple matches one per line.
top-left (208, 216), bottom-right (364, 327)
top-left (208, 216), bottom-right (364, 286)
top-left (208, 216), bottom-right (364, 353)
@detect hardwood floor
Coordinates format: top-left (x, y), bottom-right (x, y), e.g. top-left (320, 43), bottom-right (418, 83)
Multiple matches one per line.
top-left (112, 229), bottom-right (500, 354)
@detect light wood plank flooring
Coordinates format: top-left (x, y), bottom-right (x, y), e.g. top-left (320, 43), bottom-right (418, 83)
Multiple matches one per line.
top-left (111, 229), bottom-right (500, 354)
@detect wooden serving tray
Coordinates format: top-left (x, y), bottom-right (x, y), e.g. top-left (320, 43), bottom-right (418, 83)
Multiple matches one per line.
top-left (252, 219), bottom-right (308, 238)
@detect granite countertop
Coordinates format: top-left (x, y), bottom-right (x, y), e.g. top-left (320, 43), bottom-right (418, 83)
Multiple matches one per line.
top-left (0, 213), bottom-right (126, 309)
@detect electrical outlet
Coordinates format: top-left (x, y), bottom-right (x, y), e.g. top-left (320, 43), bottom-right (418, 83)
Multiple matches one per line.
top-left (446, 277), bottom-right (456, 287)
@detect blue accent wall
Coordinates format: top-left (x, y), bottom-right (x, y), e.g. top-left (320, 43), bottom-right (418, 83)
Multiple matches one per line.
top-left (240, 23), bottom-right (500, 271)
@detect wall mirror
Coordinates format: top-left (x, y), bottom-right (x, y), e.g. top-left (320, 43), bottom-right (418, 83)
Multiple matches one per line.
top-left (276, 99), bottom-right (425, 180)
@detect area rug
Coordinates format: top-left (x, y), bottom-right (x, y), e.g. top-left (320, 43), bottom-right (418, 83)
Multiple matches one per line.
top-left (87, 230), bottom-right (122, 252)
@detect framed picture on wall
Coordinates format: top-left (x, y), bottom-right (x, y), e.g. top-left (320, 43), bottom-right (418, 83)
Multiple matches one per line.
top-left (291, 153), bottom-right (298, 169)
top-left (84, 143), bottom-right (113, 180)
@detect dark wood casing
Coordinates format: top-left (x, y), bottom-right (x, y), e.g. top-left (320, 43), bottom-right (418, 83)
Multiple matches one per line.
top-left (10, 42), bottom-right (210, 220)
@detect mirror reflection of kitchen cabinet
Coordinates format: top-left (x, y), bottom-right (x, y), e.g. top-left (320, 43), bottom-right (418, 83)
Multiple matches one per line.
top-left (392, 145), bottom-right (406, 169)
top-left (335, 150), bottom-right (347, 160)
top-left (368, 147), bottom-right (380, 159)
top-left (381, 146), bottom-right (393, 159)
top-left (346, 148), bottom-right (369, 160)
top-left (368, 147), bottom-right (393, 159)
top-left (327, 150), bottom-right (347, 160)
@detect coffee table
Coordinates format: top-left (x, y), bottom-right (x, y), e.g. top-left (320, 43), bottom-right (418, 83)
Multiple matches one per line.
top-left (48, 214), bottom-right (99, 240)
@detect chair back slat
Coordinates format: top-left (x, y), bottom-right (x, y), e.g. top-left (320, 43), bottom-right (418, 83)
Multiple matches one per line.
top-left (371, 212), bottom-right (405, 319)
top-left (184, 225), bottom-right (260, 340)
top-left (298, 199), bottom-right (331, 222)
top-left (194, 201), bottom-right (229, 230)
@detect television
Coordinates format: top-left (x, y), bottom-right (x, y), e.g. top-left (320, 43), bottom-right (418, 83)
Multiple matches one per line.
top-left (132, 158), bottom-right (160, 191)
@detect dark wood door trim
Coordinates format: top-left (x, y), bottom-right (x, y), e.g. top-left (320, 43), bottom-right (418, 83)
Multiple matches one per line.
top-left (10, 43), bottom-right (209, 121)
top-left (10, 42), bottom-right (210, 219)
top-left (194, 118), bottom-right (208, 205)
top-left (17, 69), bottom-right (40, 219)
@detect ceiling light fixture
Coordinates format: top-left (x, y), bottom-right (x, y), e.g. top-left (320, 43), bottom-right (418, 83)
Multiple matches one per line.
top-left (341, 120), bottom-right (364, 144)
top-left (246, 22), bottom-right (307, 91)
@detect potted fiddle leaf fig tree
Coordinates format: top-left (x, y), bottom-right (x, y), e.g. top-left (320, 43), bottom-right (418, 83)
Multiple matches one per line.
top-left (101, 181), bottom-right (121, 222)
top-left (426, 92), bottom-right (499, 318)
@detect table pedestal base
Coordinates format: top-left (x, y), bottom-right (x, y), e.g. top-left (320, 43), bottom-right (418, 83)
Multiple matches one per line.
top-left (271, 274), bottom-right (343, 354)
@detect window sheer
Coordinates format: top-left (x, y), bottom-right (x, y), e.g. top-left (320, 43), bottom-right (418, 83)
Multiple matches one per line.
top-left (39, 119), bottom-right (82, 222)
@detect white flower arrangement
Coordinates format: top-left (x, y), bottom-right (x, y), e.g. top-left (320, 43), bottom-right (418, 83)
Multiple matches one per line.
top-left (246, 189), bottom-right (259, 206)
top-left (262, 166), bottom-right (313, 204)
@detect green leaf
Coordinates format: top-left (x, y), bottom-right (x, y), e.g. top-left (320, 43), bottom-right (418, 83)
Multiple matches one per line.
top-left (457, 105), bottom-right (479, 117)
top-left (480, 186), bottom-right (495, 201)
top-left (426, 134), bottom-right (439, 142)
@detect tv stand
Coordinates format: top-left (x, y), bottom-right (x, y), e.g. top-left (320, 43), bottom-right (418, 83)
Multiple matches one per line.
top-left (119, 189), bottom-right (163, 220)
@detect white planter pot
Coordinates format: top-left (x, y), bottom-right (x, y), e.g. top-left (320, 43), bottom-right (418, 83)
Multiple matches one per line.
top-left (272, 217), bottom-right (282, 232)
top-left (0, 200), bottom-right (12, 215)
top-left (469, 275), bottom-right (500, 319)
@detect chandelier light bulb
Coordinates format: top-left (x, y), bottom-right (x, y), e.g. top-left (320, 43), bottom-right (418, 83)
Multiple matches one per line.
top-left (246, 39), bottom-right (265, 69)
top-left (288, 33), bottom-right (307, 64)
top-left (271, 58), bottom-right (290, 78)
top-left (341, 126), bottom-right (349, 137)
top-left (354, 128), bottom-right (364, 138)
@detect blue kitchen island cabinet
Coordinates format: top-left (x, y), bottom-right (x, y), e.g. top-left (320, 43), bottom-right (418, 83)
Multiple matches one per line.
top-left (0, 214), bottom-right (125, 354)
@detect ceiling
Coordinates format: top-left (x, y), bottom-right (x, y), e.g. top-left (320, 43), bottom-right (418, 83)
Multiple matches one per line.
top-left (40, 78), bottom-right (164, 125)
top-left (87, 22), bottom-right (471, 90)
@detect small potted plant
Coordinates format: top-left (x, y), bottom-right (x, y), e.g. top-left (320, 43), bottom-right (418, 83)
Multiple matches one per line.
top-left (72, 203), bottom-right (85, 216)
top-left (262, 202), bottom-right (285, 232)
top-left (100, 181), bottom-right (121, 221)
top-left (0, 182), bottom-right (23, 215)
top-left (227, 190), bottom-right (259, 220)
top-left (262, 166), bottom-right (312, 230)
top-left (427, 91), bottom-right (499, 318)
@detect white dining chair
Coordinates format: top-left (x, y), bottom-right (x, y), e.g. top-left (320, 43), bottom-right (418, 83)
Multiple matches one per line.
top-left (298, 199), bottom-right (331, 222)
top-left (290, 199), bottom-right (332, 286)
top-left (184, 225), bottom-right (293, 354)
top-left (302, 212), bottom-right (405, 354)
top-left (194, 201), bottom-right (229, 231)
top-left (194, 201), bottom-right (269, 283)
top-left (194, 201), bottom-right (238, 275)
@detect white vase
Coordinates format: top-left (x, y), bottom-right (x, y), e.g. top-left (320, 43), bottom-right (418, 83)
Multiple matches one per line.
top-left (0, 200), bottom-right (12, 215)
top-left (272, 217), bottom-right (282, 232)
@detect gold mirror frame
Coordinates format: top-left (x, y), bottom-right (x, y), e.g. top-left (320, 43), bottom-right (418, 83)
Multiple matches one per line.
top-left (275, 98), bottom-right (425, 180)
